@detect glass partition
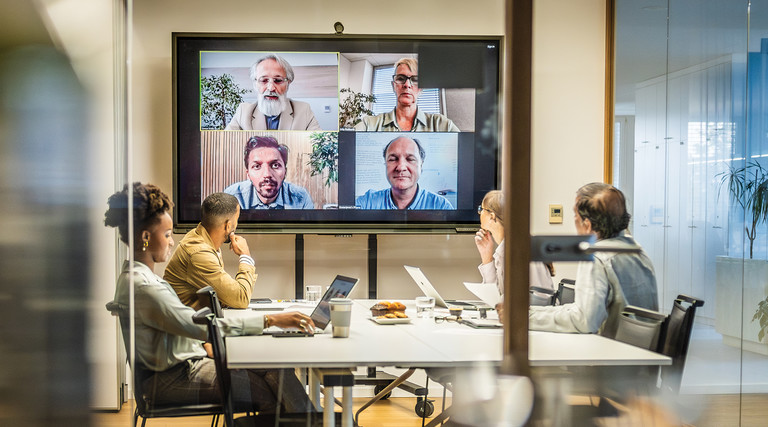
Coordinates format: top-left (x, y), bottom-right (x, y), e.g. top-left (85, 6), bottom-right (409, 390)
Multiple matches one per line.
top-left (614, 0), bottom-right (767, 424)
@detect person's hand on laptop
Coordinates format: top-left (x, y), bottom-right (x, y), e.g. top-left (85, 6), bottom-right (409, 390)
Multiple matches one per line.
top-left (495, 302), bottom-right (504, 326)
top-left (266, 311), bottom-right (316, 334)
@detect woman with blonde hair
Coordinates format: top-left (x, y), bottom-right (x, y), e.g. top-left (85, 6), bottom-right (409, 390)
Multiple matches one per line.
top-left (476, 190), bottom-right (554, 300)
top-left (354, 57), bottom-right (460, 132)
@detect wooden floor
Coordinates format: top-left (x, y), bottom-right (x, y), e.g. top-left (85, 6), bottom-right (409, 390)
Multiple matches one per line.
top-left (93, 397), bottom-right (448, 427)
top-left (93, 394), bottom-right (768, 426)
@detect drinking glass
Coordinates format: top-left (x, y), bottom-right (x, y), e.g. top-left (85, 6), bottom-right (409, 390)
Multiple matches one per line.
top-left (305, 285), bottom-right (322, 302)
top-left (415, 296), bottom-right (435, 318)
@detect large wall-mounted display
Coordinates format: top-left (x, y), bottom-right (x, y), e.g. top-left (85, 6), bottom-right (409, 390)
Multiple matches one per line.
top-left (174, 33), bottom-right (501, 233)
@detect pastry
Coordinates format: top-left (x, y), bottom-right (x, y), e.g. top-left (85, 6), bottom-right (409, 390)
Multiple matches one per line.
top-left (370, 302), bottom-right (390, 316)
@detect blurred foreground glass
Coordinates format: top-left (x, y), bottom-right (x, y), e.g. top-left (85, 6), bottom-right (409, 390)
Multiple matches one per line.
top-left (0, 43), bottom-right (92, 425)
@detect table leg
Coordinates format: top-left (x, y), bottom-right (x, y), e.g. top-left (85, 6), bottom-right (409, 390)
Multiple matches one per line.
top-left (323, 385), bottom-right (335, 427)
top-left (310, 369), bottom-right (321, 411)
top-left (342, 385), bottom-right (353, 427)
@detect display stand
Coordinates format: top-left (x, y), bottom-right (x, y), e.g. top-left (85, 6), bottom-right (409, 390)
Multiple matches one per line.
top-left (294, 234), bottom-right (379, 299)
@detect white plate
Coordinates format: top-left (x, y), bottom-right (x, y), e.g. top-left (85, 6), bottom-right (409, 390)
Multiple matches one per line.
top-left (369, 316), bottom-right (412, 325)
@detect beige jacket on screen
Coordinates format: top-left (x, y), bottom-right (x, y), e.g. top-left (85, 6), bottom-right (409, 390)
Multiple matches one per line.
top-left (164, 224), bottom-right (256, 310)
top-left (224, 100), bottom-right (321, 131)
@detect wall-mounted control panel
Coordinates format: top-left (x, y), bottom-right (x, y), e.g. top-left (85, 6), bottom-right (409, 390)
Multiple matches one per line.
top-left (549, 204), bottom-right (563, 224)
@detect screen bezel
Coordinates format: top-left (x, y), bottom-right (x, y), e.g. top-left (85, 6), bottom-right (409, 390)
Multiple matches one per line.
top-left (172, 32), bottom-right (501, 234)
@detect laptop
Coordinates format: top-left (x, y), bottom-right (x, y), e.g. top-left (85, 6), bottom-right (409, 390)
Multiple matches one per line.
top-left (267, 274), bottom-right (359, 335)
top-left (309, 275), bottom-right (359, 331)
top-left (404, 265), bottom-right (487, 309)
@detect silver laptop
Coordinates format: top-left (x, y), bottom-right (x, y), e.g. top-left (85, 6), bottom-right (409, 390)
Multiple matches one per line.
top-left (404, 265), bottom-right (485, 309)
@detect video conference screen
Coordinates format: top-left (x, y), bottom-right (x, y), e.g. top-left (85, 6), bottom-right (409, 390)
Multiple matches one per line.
top-left (173, 33), bottom-right (500, 233)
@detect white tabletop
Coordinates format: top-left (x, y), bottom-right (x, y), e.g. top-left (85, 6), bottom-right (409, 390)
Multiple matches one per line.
top-left (226, 299), bottom-right (671, 370)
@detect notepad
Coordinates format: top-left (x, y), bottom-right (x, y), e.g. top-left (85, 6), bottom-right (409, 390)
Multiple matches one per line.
top-left (462, 282), bottom-right (502, 307)
top-left (460, 318), bottom-right (503, 329)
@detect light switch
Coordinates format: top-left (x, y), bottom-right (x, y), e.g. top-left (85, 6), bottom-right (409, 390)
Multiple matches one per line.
top-left (549, 204), bottom-right (563, 224)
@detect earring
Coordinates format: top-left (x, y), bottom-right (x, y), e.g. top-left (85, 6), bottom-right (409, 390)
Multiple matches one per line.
top-left (142, 240), bottom-right (149, 252)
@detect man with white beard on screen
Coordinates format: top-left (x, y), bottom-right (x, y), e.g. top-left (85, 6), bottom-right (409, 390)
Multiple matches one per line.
top-left (225, 54), bottom-right (321, 131)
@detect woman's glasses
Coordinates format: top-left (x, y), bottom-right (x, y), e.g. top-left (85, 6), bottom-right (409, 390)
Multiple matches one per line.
top-left (477, 205), bottom-right (491, 215)
top-left (392, 74), bottom-right (419, 85)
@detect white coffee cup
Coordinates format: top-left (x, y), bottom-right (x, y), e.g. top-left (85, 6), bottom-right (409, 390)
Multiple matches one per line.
top-left (329, 298), bottom-right (353, 338)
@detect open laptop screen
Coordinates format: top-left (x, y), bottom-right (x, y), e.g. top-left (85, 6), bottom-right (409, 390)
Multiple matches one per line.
top-left (310, 275), bottom-right (359, 329)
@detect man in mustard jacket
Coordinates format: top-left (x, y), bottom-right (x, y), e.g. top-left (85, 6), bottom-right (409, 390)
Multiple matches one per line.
top-left (165, 192), bottom-right (255, 309)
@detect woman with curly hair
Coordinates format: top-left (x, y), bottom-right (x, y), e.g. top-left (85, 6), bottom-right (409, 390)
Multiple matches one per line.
top-left (105, 182), bottom-right (313, 414)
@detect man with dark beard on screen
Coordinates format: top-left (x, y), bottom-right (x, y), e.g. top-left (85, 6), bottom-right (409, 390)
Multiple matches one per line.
top-left (224, 135), bottom-right (314, 209)
top-left (225, 54), bottom-right (321, 131)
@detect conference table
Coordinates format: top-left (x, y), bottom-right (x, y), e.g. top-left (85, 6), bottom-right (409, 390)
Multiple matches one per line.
top-left (226, 299), bottom-right (670, 426)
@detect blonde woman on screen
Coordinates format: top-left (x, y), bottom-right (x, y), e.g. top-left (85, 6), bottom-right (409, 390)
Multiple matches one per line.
top-left (354, 58), bottom-right (460, 132)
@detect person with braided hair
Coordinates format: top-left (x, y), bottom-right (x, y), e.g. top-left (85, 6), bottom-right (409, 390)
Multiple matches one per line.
top-left (105, 183), bottom-right (314, 414)
top-left (528, 182), bottom-right (658, 338)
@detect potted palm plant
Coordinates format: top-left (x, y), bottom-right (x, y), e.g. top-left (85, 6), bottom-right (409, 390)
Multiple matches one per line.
top-left (715, 161), bottom-right (768, 353)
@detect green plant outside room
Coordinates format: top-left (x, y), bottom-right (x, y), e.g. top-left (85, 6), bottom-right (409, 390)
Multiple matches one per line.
top-left (717, 161), bottom-right (768, 259)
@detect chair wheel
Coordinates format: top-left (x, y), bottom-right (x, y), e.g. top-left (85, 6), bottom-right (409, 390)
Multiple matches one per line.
top-left (373, 385), bottom-right (392, 400)
top-left (415, 399), bottom-right (434, 417)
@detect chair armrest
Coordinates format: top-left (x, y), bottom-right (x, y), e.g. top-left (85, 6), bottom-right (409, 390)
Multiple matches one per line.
top-left (622, 305), bottom-right (667, 321)
top-left (530, 286), bottom-right (555, 295)
top-left (192, 307), bottom-right (213, 325)
top-left (675, 294), bottom-right (704, 307)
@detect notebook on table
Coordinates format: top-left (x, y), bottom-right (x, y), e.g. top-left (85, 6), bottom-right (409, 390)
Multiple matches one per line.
top-left (403, 265), bottom-right (490, 310)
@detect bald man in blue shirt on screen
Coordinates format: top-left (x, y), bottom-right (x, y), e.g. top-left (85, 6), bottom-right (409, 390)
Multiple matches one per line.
top-left (355, 136), bottom-right (453, 210)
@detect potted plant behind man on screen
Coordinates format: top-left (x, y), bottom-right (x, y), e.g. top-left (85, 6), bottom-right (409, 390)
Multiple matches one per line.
top-left (200, 73), bottom-right (251, 130)
top-left (715, 161), bottom-right (768, 354)
top-left (308, 132), bottom-right (338, 187)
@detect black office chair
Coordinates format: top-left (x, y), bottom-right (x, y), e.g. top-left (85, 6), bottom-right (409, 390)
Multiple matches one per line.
top-left (576, 294), bottom-right (705, 421)
top-left (616, 294), bottom-right (705, 393)
top-left (192, 307), bottom-right (344, 427)
top-left (530, 278), bottom-right (576, 306)
top-left (105, 301), bottom-right (224, 427)
top-left (615, 305), bottom-right (668, 351)
top-left (657, 294), bottom-right (704, 393)
top-left (197, 285), bottom-right (224, 318)
top-left (556, 278), bottom-right (576, 305)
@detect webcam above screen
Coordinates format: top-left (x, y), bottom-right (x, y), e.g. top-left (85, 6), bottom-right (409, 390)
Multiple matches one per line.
top-left (173, 33), bottom-right (501, 234)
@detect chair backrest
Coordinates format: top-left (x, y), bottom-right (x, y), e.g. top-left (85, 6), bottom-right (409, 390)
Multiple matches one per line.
top-left (614, 305), bottom-right (668, 351)
top-left (106, 301), bottom-right (155, 416)
top-left (657, 294), bottom-right (704, 393)
top-left (530, 286), bottom-right (556, 306)
top-left (196, 286), bottom-right (224, 318)
top-left (556, 279), bottom-right (576, 305)
top-left (192, 307), bottom-right (234, 426)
